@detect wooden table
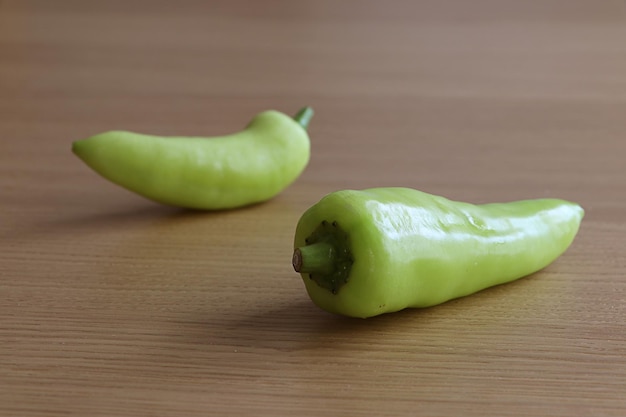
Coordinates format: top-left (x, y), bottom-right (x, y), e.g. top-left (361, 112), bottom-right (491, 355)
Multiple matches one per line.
top-left (2, 1), bottom-right (625, 416)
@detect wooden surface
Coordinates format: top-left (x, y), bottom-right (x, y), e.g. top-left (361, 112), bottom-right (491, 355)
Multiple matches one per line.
top-left (2, 1), bottom-right (625, 416)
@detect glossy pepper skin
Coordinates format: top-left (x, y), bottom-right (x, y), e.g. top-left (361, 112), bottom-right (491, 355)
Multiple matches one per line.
top-left (72, 107), bottom-right (313, 210)
top-left (292, 187), bottom-right (584, 318)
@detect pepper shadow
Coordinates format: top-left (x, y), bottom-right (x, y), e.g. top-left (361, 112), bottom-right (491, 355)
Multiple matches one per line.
top-left (171, 295), bottom-right (448, 354)
top-left (170, 270), bottom-right (552, 355)
top-left (6, 199), bottom-right (268, 243)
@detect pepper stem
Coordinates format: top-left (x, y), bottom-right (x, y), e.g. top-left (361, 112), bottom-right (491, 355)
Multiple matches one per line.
top-left (293, 221), bottom-right (353, 294)
top-left (292, 242), bottom-right (335, 275)
top-left (293, 106), bottom-right (314, 131)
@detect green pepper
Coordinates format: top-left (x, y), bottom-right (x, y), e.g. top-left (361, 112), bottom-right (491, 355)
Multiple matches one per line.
top-left (292, 187), bottom-right (584, 318)
top-left (72, 107), bottom-right (313, 210)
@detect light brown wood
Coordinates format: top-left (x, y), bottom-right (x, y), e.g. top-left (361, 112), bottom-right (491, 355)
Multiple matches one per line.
top-left (2, 1), bottom-right (625, 416)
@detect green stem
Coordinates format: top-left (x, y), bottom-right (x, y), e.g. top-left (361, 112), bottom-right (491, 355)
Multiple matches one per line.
top-left (292, 242), bottom-right (335, 274)
top-left (293, 106), bottom-right (314, 131)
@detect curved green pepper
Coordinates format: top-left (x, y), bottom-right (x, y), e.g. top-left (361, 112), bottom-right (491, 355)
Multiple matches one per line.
top-left (292, 187), bottom-right (584, 318)
top-left (72, 107), bottom-right (313, 210)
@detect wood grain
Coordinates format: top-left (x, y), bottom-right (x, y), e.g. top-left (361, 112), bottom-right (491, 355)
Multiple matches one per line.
top-left (1, 1), bottom-right (625, 416)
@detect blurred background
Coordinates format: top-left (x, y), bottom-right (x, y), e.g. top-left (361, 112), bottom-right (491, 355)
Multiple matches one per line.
top-left (3, 0), bottom-right (624, 205)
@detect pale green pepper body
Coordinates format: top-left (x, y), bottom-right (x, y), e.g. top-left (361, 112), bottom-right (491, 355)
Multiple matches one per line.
top-left (72, 108), bottom-right (312, 210)
top-left (292, 187), bottom-right (584, 318)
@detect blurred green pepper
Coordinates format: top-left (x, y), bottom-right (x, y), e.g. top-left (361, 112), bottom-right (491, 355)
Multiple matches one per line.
top-left (292, 187), bottom-right (583, 318)
top-left (72, 107), bottom-right (313, 210)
